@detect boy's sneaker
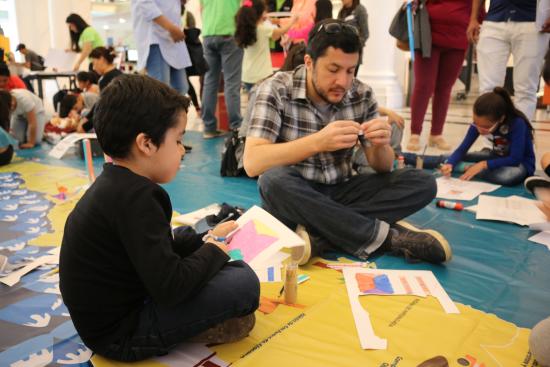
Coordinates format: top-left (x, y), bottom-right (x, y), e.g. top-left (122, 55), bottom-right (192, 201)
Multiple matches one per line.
top-left (387, 221), bottom-right (452, 264)
top-left (188, 313), bottom-right (255, 344)
top-left (524, 176), bottom-right (550, 196)
top-left (292, 225), bottom-right (329, 265)
top-left (203, 130), bottom-right (226, 139)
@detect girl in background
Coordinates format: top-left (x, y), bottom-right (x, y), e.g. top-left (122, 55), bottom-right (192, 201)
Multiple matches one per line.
top-left (406, 87), bottom-right (535, 186)
top-left (337, 0), bottom-right (368, 76)
top-left (89, 47), bottom-right (123, 91)
top-left (76, 71), bottom-right (99, 94)
top-left (66, 13), bottom-right (104, 71)
top-left (235, 0), bottom-right (298, 92)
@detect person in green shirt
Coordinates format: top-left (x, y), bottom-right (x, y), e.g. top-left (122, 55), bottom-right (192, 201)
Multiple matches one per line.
top-left (66, 13), bottom-right (104, 71)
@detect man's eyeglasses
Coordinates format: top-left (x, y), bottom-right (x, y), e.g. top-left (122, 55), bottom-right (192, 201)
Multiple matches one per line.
top-left (311, 22), bottom-right (359, 39)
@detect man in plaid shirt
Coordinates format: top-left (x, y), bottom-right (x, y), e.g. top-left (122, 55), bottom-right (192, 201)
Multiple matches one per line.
top-left (244, 19), bottom-right (452, 265)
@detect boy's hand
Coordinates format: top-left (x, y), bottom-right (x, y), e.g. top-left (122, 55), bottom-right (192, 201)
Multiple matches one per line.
top-left (440, 163), bottom-right (453, 177)
top-left (212, 220), bottom-right (238, 238)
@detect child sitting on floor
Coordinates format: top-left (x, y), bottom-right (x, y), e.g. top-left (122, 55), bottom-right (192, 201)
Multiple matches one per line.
top-left (405, 87), bottom-right (535, 186)
top-left (59, 75), bottom-right (260, 362)
top-left (0, 90), bottom-right (17, 166)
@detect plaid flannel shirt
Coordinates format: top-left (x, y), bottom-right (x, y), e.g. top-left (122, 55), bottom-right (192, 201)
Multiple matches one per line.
top-left (246, 65), bottom-right (378, 184)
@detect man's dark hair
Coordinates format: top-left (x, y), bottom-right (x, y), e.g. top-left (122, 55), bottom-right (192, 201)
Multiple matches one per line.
top-left (306, 19), bottom-right (361, 62)
top-left (94, 74), bottom-right (190, 159)
top-left (16, 43), bottom-right (26, 52)
top-left (0, 62), bottom-right (10, 77)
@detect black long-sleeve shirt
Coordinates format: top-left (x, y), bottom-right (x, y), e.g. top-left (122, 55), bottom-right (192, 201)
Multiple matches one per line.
top-left (60, 164), bottom-right (229, 350)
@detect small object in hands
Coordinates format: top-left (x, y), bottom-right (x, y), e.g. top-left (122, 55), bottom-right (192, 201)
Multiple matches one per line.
top-left (357, 130), bottom-right (367, 147)
top-left (284, 262), bottom-right (298, 304)
top-left (397, 155), bottom-right (405, 169)
top-left (436, 200), bottom-right (464, 211)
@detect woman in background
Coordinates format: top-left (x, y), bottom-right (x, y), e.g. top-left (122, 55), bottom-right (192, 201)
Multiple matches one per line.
top-left (337, 0), bottom-right (368, 75)
top-left (66, 13), bottom-right (104, 71)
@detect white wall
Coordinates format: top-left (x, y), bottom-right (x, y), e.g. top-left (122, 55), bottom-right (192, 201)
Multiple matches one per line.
top-left (13, 0), bottom-right (91, 57)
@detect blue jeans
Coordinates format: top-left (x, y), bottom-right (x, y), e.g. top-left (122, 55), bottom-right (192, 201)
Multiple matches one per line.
top-left (258, 167), bottom-right (436, 259)
top-left (403, 150), bottom-right (528, 186)
top-left (201, 36), bottom-right (243, 132)
top-left (96, 228), bottom-right (259, 362)
top-left (146, 45), bottom-right (189, 95)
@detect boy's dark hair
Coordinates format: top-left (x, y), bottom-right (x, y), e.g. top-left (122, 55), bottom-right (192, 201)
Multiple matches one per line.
top-left (66, 13), bottom-right (89, 52)
top-left (94, 74), bottom-right (190, 159)
top-left (0, 90), bottom-right (11, 131)
top-left (306, 19), bottom-right (361, 62)
top-left (90, 46), bottom-right (116, 64)
top-left (474, 86), bottom-right (534, 139)
top-left (315, 0), bottom-right (333, 23)
top-left (77, 71), bottom-right (98, 84)
top-left (234, 0), bottom-right (266, 48)
top-left (59, 94), bottom-right (78, 118)
top-left (0, 62), bottom-right (10, 77)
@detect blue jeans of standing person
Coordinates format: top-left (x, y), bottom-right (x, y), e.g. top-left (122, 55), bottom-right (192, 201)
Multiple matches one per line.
top-left (201, 36), bottom-right (243, 133)
top-left (146, 45), bottom-right (189, 95)
top-left (258, 167), bottom-right (436, 260)
top-left (403, 149), bottom-right (528, 186)
top-left (95, 227), bottom-right (259, 362)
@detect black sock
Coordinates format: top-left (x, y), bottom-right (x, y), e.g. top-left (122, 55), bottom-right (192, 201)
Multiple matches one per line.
top-left (381, 228), bottom-right (397, 251)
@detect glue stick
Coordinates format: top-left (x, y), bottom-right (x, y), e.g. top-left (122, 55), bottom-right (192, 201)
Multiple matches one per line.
top-left (284, 263), bottom-right (298, 304)
top-left (436, 200), bottom-right (464, 211)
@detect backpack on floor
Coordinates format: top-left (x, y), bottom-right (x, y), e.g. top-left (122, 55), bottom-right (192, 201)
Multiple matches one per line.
top-left (220, 129), bottom-right (246, 177)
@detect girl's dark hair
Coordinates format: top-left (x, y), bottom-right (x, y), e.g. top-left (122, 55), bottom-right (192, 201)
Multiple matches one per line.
top-left (234, 0), bottom-right (266, 48)
top-left (315, 0), bottom-right (333, 23)
top-left (0, 62), bottom-right (10, 77)
top-left (0, 90), bottom-right (12, 131)
top-left (338, 0), bottom-right (359, 19)
top-left (76, 71), bottom-right (98, 84)
top-left (90, 46), bottom-right (116, 64)
top-left (94, 74), bottom-right (190, 159)
top-left (59, 94), bottom-right (78, 118)
top-left (66, 13), bottom-right (90, 52)
top-left (474, 87), bottom-right (534, 139)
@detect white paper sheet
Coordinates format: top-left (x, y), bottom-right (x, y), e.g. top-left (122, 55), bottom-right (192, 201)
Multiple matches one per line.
top-left (343, 268), bottom-right (458, 350)
top-left (44, 48), bottom-right (78, 71)
top-left (0, 255), bottom-right (58, 286)
top-left (48, 133), bottom-right (97, 159)
top-left (530, 221), bottom-right (550, 232)
top-left (476, 195), bottom-right (547, 226)
top-left (528, 231), bottom-right (550, 250)
top-left (436, 177), bottom-right (500, 201)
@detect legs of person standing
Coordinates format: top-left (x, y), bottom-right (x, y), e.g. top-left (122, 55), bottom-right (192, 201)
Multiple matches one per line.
top-left (258, 167), bottom-right (450, 264)
top-left (510, 22), bottom-right (549, 121)
top-left (96, 260), bottom-right (259, 362)
top-left (429, 47), bottom-right (466, 150)
top-left (220, 37), bottom-right (244, 130)
top-left (201, 36), bottom-right (243, 137)
top-left (187, 76), bottom-right (200, 111)
top-left (169, 66), bottom-right (189, 95)
top-left (202, 37), bottom-right (222, 137)
top-left (146, 45), bottom-right (171, 87)
top-left (477, 22), bottom-right (510, 96)
top-left (408, 48), bottom-right (440, 151)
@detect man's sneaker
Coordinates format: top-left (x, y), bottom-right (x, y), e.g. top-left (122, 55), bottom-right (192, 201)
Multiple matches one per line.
top-left (388, 221), bottom-right (452, 264)
top-left (203, 130), bottom-right (226, 139)
top-left (292, 225), bottom-right (330, 265)
top-left (524, 176), bottom-right (550, 196)
top-left (188, 313), bottom-right (255, 344)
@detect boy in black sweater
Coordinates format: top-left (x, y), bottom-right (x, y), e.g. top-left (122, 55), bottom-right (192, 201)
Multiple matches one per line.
top-left (60, 75), bottom-right (259, 362)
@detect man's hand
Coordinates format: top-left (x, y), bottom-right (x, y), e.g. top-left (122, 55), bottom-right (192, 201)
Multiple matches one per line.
top-left (460, 161), bottom-right (486, 181)
top-left (361, 118), bottom-right (391, 147)
top-left (440, 163), bottom-right (453, 177)
top-left (467, 19), bottom-right (480, 43)
top-left (315, 120), bottom-right (361, 152)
